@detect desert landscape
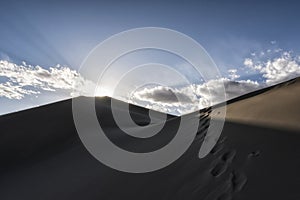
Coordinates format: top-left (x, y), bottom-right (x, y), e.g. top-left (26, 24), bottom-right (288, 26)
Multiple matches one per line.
top-left (0, 77), bottom-right (299, 200)
top-left (1, 1), bottom-right (300, 199)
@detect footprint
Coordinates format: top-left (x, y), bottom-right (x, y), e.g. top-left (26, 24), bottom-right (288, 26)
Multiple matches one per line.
top-left (211, 161), bottom-right (227, 177)
top-left (218, 136), bottom-right (227, 143)
top-left (200, 113), bottom-right (210, 120)
top-left (221, 150), bottom-right (236, 163)
top-left (231, 171), bottom-right (247, 192)
top-left (248, 150), bottom-right (260, 158)
top-left (210, 143), bottom-right (224, 155)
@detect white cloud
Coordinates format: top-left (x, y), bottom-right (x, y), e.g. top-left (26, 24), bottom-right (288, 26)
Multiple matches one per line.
top-left (128, 85), bottom-right (200, 116)
top-left (228, 69), bottom-right (240, 80)
top-left (129, 77), bottom-right (260, 116)
top-left (244, 58), bottom-right (254, 68)
top-left (0, 60), bottom-right (93, 100)
top-left (244, 51), bottom-right (300, 85)
top-left (198, 78), bottom-right (260, 102)
top-left (0, 82), bottom-right (39, 100)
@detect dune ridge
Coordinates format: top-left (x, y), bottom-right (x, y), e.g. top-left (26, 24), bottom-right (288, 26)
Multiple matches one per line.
top-left (224, 77), bottom-right (300, 131)
top-left (0, 78), bottom-right (299, 200)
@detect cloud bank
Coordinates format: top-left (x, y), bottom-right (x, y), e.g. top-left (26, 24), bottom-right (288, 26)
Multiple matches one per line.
top-left (129, 78), bottom-right (260, 115)
top-left (1, 47), bottom-right (300, 116)
top-left (0, 60), bottom-right (92, 99)
top-left (244, 51), bottom-right (300, 85)
top-left (130, 50), bottom-right (300, 115)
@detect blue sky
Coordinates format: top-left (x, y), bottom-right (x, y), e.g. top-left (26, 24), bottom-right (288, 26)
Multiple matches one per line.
top-left (1, 0), bottom-right (300, 115)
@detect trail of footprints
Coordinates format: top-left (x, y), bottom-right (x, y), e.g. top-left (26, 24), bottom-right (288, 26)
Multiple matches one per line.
top-left (205, 138), bottom-right (247, 200)
top-left (175, 108), bottom-right (260, 200)
top-left (199, 109), bottom-right (260, 200)
top-left (196, 107), bottom-right (212, 141)
top-left (207, 135), bottom-right (261, 200)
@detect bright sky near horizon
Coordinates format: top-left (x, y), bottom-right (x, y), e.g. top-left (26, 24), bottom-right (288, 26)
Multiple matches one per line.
top-left (1, 0), bottom-right (300, 115)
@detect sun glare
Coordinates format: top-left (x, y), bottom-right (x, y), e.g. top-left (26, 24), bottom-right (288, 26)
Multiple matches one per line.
top-left (95, 85), bottom-right (113, 97)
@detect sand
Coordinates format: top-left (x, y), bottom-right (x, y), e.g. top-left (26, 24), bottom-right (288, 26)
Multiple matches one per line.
top-left (224, 78), bottom-right (300, 131)
top-left (0, 78), bottom-right (299, 200)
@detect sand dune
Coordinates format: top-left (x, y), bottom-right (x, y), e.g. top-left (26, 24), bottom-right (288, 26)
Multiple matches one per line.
top-left (224, 78), bottom-right (300, 131)
top-left (0, 79), bottom-right (299, 200)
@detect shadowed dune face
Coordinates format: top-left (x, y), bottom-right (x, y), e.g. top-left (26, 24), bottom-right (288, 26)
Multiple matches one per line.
top-left (223, 78), bottom-right (300, 131)
top-left (0, 79), bottom-right (299, 200)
